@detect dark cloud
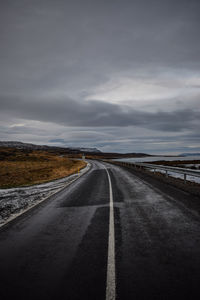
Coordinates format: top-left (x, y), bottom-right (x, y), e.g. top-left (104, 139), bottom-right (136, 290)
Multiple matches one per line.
top-left (0, 0), bottom-right (200, 153)
top-left (49, 139), bottom-right (66, 144)
top-left (0, 95), bottom-right (199, 132)
top-left (1, 0), bottom-right (200, 92)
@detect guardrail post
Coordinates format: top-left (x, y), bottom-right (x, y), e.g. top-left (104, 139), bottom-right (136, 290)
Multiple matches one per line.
top-left (108, 160), bottom-right (200, 184)
top-left (184, 173), bottom-right (187, 184)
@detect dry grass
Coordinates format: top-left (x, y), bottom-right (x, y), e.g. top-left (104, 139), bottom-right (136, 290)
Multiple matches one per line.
top-left (0, 148), bottom-right (86, 188)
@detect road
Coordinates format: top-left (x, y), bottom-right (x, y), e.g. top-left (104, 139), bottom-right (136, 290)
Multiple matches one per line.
top-left (0, 160), bottom-right (200, 300)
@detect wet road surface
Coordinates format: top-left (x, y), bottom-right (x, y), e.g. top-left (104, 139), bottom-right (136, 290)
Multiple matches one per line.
top-left (0, 160), bottom-right (200, 300)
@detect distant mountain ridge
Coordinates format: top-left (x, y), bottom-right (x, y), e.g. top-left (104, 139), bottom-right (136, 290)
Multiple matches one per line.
top-left (179, 153), bottom-right (200, 157)
top-left (0, 141), bottom-right (101, 153)
top-left (0, 141), bottom-right (151, 158)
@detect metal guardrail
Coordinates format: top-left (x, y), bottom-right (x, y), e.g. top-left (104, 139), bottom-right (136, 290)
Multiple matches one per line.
top-left (108, 160), bottom-right (200, 184)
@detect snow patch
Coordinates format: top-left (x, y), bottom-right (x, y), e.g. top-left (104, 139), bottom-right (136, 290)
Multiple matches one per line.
top-left (0, 163), bottom-right (90, 225)
top-left (149, 169), bottom-right (200, 184)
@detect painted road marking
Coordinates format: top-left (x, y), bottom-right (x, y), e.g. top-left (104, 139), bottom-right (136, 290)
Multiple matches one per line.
top-left (104, 166), bottom-right (116, 300)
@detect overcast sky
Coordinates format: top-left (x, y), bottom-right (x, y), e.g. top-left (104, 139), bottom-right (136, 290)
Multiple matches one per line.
top-left (0, 0), bottom-right (200, 154)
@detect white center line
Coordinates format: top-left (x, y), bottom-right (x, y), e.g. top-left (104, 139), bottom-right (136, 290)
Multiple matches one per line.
top-left (104, 166), bottom-right (116, 300)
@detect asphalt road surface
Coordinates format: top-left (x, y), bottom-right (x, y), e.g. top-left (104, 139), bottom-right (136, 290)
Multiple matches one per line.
top-left (1, 160), bottom-right (200, 300)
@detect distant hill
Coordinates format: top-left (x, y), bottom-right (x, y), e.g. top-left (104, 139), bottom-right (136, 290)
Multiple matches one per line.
top-left (0, 141), bottom-right (151, 158)
top-left (179, 153), bottom-right (200, 157)
top-left (0, 141), bottom-right (101, 154)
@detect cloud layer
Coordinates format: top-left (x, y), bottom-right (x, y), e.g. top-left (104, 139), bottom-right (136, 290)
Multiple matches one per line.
top-left (0, 95), bottom-right (199, 132)
top-left (0, 0), bottom-right (200, 153)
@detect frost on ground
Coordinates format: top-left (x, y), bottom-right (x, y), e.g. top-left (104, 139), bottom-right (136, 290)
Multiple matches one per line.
top-left (0, 163), bottom-right (90, 225)
top-left (180, 164), bottom-right (200, 169)
top-left (149, 169), bottom-right (200, 184)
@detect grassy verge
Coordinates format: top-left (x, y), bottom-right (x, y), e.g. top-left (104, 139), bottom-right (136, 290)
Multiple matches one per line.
top-left (0, 148), bottom-right (86, 188)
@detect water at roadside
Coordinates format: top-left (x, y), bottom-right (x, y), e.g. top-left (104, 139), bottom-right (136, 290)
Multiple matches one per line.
top-left (113, 156), bottom-right (200, 184)
top-left (113, 155), bottom-right (200, 163)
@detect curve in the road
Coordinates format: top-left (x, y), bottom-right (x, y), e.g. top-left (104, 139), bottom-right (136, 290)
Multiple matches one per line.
top-left (0, 160), bottom-right (200, 300)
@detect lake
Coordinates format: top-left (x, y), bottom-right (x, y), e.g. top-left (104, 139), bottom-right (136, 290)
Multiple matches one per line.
top-left (113, 155), bottom-right (200, 163)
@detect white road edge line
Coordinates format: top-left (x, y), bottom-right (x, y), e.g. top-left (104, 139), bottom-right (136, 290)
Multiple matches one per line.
top-left (104, 165), bottom-right (116, 300)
